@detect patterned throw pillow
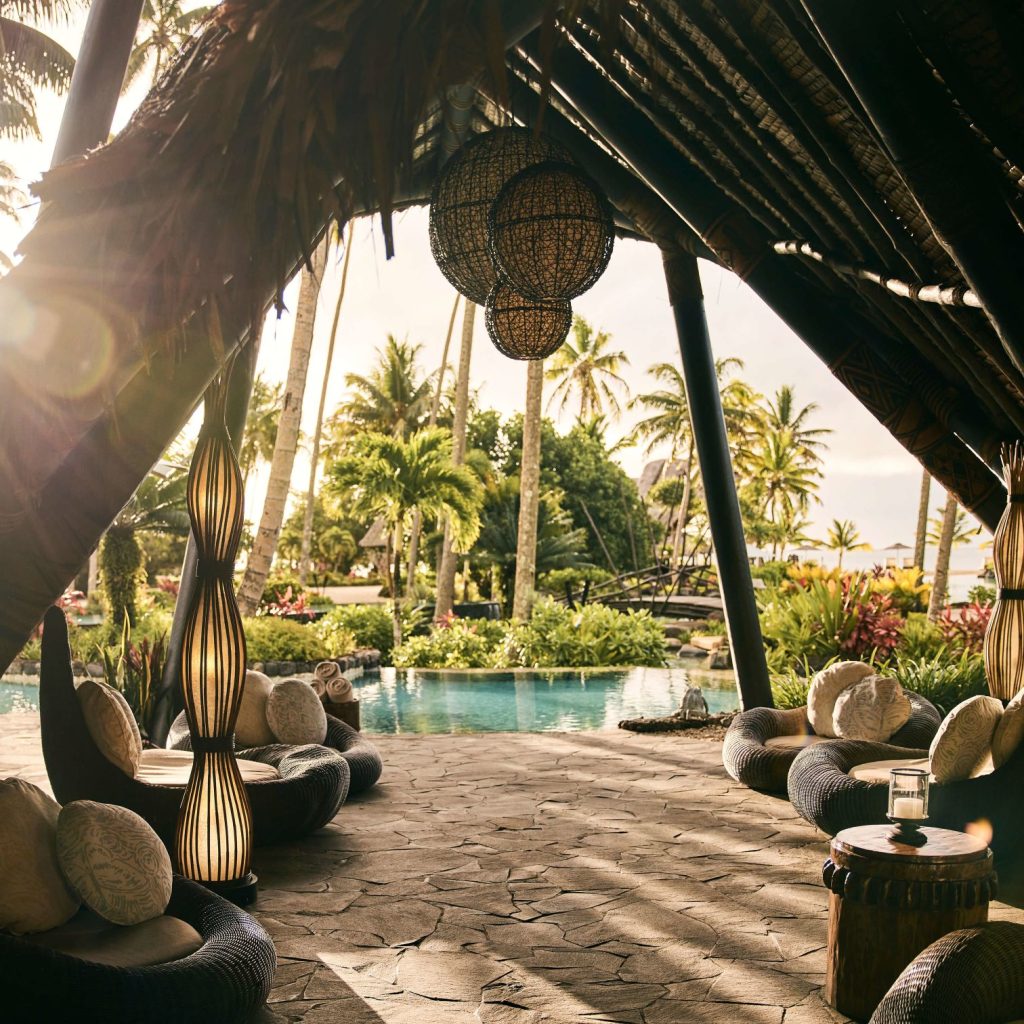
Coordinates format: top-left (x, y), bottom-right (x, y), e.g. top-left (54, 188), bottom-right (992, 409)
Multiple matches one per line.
top-left (56, 801), bottom-right (172, 926)
top-left (806, 661), bottom-right (874, 738)
top-left (833, 675), bottom-right (912, 742)
top-left (235, 670), bottom-right (277, 748)
top-left (77, 679), bottom-right (142, 776)
top-left (992, 689), bottom-right (1024, 768)
top-left (266, 678), bottom-right (328, 745)
top-left (0, 779), bottom-right (80, 934)
top-left (929, 695), bottom-right (1003, 783)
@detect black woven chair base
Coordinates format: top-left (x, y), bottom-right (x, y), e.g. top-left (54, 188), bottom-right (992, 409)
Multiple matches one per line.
top-left (870, 922), bottom-right (1024, 1023)
top-left (723, 692), bottom-right (941, 795)
top-left (0, 876), bottom-right (275, 1024)
top-left (168, 708), bottom-right (383, 795)
top-left (39, 607), bottom-right (349, 847)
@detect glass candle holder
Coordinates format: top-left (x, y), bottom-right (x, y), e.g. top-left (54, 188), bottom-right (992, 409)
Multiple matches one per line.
top-left (887, 767), bottom-right (929, 846)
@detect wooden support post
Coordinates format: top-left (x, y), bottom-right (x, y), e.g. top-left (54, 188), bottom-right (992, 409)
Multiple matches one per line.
top-left (663, 249), bottom-right (773, 710)
top-left (51, 0), bottom-right (144, 166)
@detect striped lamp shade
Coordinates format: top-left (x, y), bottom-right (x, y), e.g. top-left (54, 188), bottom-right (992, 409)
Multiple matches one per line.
top-left (175, 368), bottom-right (256, 904)
top-left (984, 442), bottom-right (1024, 702)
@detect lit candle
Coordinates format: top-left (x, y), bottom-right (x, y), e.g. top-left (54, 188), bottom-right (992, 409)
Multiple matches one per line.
top-left (893, 796), bottom-right (925, 819)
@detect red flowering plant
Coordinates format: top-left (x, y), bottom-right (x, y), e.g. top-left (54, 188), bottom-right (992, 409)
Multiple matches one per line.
top-left (937, 602), bottom-right (992, 654)
top-left (259, 585), bottom-right (316, 621)
top-left (840, 588), bottom-right (903, 661)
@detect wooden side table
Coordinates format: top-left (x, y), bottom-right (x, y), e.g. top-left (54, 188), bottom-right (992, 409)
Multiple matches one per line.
top-left (324, 698), bottom-right (360, 731)
top-left (822, 825), bottom-right (996, 1022)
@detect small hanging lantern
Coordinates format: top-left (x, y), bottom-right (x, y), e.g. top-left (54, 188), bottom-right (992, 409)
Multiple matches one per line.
top-left (488, 160), bottom-right (615, 301)
top-left (429, 127), bottom-right (574, 305)
top-left (484, 278), bottom-right (572, 361)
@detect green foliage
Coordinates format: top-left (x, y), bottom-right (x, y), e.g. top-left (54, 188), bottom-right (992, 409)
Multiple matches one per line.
top-left (871, 567), bottom-right (930, 614)
top-left (96, 618), bottom-right (165, 738)
top-left (243, 618), bottom-right (323, 662)
top-left (393, 619), bottom-right (506, 669)
top-left (751, 561), bottom-right (792, 587)
top-left (692, 617), bottom-right (728, 637)
top-left (770, 665), bottom-right (814, 710)
top-left (505, 600), bottom-right (667, 669)
top-left (898, 613), bottom-right (947, 660)
top-left (889, 652), bottom-right (987, 717)
top-left (99, 526), bottom-right (145, 634)
top-left (538, 566), bottom-right (613, 595)
top-left (277, 494), bottom-right (359, 576)
top-left (968, 584), bottom-right (996, 606)
top-left (316, 605), bottom-right (395, 662)
top-left (16, 635), bottom-right (41, 661)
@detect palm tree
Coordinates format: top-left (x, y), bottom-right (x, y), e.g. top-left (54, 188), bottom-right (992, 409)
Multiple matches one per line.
top-left (328, 427), bottom-right (482, 645)
top-left (237, 375), bottom-right (282, 487)
top-left (99, 467), bottom-right (189, 632)
top-left (763, 384), bottom-right (831, 460)
top-left (122, 0), bottom-right (212, 91)
top-left (0, 0), bottom-right (78, 141)
top-left (327, 335), bottom-right (434, 446)
top-left (753, 430), bottom-right (823, 559)
top-left (826, 518), bottom-right (869, 569)
top-left (513, 358), bottom-right (544, 619)
top-left (925, 497), bottom-right (981, 619)
top-left (237, 241), bottom-right (328, 616)
top-left (545, 316), bottom-right (629, 423)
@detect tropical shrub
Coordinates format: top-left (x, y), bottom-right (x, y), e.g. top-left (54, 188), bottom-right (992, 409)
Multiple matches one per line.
top-left (968, 584), bottom-right (996, 606)
top-left (317, 605), bottom-right (395, 662)
top-left (750, 561), bottom-right (792, 587)
top-left (505, 600), bottom-right (666, 669)
top-left (889, 652), bottom-right (987, 717)
top-left (936, 603), bottom-right (991, 654)
top-left (897, 614), bottom-right (947, 660)
top-left (259, 585), bottom-right (317, 620)
top-left (393, 619), bottom-right (506, 669)
top-left (691, 617), bottom-right (728, 637)
top-left (870, 567), bottom-right (930, 615)
top-left (96, 619), bottom-right (166, 739)
top-left (243, 618), bottom-right (324, 662)
top-left (770, 663), bottom-right (814, 710)
top-left (538, 566), bottom-right (613, 596)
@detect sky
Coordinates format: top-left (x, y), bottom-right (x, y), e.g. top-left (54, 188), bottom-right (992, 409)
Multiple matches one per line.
top-left (0, 5), bottom-right (987, 563)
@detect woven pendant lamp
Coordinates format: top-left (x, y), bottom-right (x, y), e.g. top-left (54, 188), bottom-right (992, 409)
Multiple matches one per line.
top-left (488, 160), bottom-right (615, 301)
top-left (429, 127), bottom-right (574, 305)
top-left (984, 442), bottom-right (1024, 701)
top-left (484, 278), bottom-right (572, 361)
top-left (175, 368), bottom-right (256, 905)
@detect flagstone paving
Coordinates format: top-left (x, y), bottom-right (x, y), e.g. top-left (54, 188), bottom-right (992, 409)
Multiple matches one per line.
top-left (4, 713), bottom-right (1023, 1023)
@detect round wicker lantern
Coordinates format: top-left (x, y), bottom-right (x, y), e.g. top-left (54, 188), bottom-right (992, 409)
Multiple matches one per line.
top-left (484, 278), bottom-right (572, 361)
top-left (429, 127), bottom-right (574, 305)
top-left (488, 160), bottom-right (615, 301)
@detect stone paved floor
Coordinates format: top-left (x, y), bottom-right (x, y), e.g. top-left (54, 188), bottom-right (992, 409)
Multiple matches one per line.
top-left (4, 714), bottom-right (1023, 1023)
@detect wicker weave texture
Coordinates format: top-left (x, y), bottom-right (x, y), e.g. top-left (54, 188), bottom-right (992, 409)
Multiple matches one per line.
top-left (870, 922), bottom-right (1024, 1023)
top-left (0, 876), bottom-right (276, 1024)
top-left (39, 607), bottom-right (349, 848)
top-left (484, 278), bottom-right (572, 360)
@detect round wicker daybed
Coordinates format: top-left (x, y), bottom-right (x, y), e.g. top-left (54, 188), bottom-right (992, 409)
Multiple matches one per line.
top-left (39, 607), bottom-right (349, 846)
top-left (722, 692), bottom-right (942, 795)
top-left (0, 876), bottom-right (275, 1024)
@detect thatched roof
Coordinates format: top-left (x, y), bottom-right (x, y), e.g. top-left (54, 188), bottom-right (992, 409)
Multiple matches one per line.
top-left (0, 0), bottom-right (1022, 664)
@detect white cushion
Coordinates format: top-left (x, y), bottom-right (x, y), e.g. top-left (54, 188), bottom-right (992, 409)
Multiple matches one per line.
top-left (929, 696), bottom-right (1003, 783)
top-left (77, 679), bottom-right (142, 777)
top-left (992, 689), bottom-right (1024, 768)
top-left (56, 801), bottom-right (172, 926)
top-left (849, 757), bottom-right (931, 785)
top-left (266, 678), bottom-right (328, 745)
top-left (833, 675), bottom-right (912, 742)
top-left (137, 749), bottom-right (279, 786)
top-left (0, 779), bottom-right (80, 934)
top-left (235, 670), bottom-right (276, 748)
top-left (764, 734), bottom-right (828, 750)
top-left (806, 661), bottom-right (874, 737)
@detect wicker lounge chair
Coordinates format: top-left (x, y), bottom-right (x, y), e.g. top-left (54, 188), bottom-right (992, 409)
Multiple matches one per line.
top-left (870, 922), bottom-right (1024, 1023)
top-left (722, 692), bottom-right (942, 794)
top-left (786, 733), bottom-right (1024, 856)
top-left (167, 707), bottom-right (383, 795)
top-left (1, 875), bottom-right (275, 1024)
top-left (39, 607), bottom-right (349, 846)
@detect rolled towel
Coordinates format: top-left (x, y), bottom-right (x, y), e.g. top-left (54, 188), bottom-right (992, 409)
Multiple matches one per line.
top-left (309, 677), bottom-right (326, 698)
top-left (315, 660), bottom-right (354, 703)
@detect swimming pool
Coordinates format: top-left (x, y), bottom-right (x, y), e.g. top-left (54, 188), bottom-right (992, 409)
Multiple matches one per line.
top-left (0, 680), bottom-right (38, 714)
top-left (348, 665), bottom-right (737, 734)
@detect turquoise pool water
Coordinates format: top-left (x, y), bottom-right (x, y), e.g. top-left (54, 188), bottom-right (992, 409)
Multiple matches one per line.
top-left (0, 680), bottom-right (39, 714)
top-left (349, 666), bottom-right (738, 734)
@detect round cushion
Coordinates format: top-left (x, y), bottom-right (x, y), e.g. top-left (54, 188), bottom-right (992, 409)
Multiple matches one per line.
top-left (266, 678), bottom-right (328, 745)
top-left (848, 756), bottom-right (931, 785)
top-left (833, 675), bottom-right (912, 742)
top-left (235, 670), bottom-right (276, 747)
top-left (56, 800), bottom-right (173, 926)
top-left (76, 679), bottom-right (142, 776)
top-left (992, 689), bottom-right (1024, 768)
top-left (807, 661), bottom-right (874, 738)
top-left (0, 779), bottom-right (80, 934)
top-left (929, 695), bottom-right (1003, 783)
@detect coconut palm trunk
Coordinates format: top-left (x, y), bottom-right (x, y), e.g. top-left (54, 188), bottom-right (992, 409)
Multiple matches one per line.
top-left (927, 491), bottom-right (958, 620)
top-left (914, 469), bottom-right (931, 569)
top-left (435, 301), bottom-right (475, 616)
top-left (669, 438), bottom-right (695, 569)
top-left (512, 359), bottom-right (544, 620)
top-left (299, 223), bottom-right (353, 585)
top-left (237, 241), bottom-right (327, 615)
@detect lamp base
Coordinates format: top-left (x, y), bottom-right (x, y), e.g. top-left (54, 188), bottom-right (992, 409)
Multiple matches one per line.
top-left (201, 872), bottom-right (258, 907)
